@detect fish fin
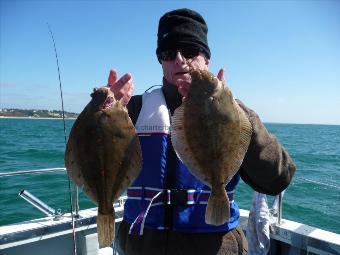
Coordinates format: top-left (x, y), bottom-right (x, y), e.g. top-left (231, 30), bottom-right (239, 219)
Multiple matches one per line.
top-left (171, 104), bottom-right (186, 162)
top-left (171, 104), bottom-right (207, 182)
top-left (237, 103), bottom-right (252, 150)
top-left (229, 103), bottom-right (253, 172)
top-left (65, 122), bottom-right (87, 188)
top-left (205, 186), bottom-right (230, 226)
top-left (83, 186), bottom-right (98, 204)
top-left (97, 211), bottom-right (115, 248)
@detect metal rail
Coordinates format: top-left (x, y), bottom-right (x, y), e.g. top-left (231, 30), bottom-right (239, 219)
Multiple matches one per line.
top-left (270, 191), bottom-right (284, 225)
top-left (0, 167), bottom-right (79, 217)
top-left (278, 192), bottom-right (283, 224)
top-left (0, 168), bottom-right (66, 177)
top-left (0, 167), bottom-right (285, 225)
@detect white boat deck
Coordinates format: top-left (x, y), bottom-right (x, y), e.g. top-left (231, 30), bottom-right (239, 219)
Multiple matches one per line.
top-left (1, 205), bottom-right (339, 255)
top-left (1, 169), bottom-right (339, 254)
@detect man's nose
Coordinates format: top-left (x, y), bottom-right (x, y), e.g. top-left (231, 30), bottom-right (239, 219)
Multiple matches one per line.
top-left (175, 51), bottom-right (186, 65)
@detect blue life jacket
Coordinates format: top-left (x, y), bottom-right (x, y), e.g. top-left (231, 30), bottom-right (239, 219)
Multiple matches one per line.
top-left (124, 88), bottom-right (240, 234)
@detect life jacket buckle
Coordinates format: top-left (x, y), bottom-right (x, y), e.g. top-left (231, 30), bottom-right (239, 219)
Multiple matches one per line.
top-left (166, 189), bottom-right (196, 206)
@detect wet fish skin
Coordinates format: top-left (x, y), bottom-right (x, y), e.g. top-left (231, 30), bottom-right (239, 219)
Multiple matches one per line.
top-left (65, 87), bottom-right (142, 247)
top-left (171, 70), bottom-right (252, 226)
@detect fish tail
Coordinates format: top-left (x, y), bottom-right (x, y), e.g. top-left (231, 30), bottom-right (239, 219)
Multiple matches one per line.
top-left (97, 212), bottom-right (115, 247)
top-left (205, 186), bottom-right (230, 226)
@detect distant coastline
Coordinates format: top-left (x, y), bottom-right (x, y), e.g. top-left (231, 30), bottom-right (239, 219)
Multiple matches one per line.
top-left (0, 108), bottom-right (78, 119)
top-left (1, 108), bottom-right (339, 126)
top-left (0, 116), bottom-right (76, 120)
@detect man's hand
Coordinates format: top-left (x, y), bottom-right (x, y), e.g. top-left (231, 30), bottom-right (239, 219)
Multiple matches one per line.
top-left (177, 68), bottom-right (225, 100)
top-left (107, 69), bottom-right (134, 106)
top-left (217, 68), bottom-right (224, 81)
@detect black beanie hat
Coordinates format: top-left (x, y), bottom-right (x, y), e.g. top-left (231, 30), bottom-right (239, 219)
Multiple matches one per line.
top-left (156, 8), bottom-right (211, 61)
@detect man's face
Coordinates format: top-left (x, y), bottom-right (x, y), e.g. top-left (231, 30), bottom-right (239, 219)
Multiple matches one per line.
top-left (161, 51), bottom-right (209, 86)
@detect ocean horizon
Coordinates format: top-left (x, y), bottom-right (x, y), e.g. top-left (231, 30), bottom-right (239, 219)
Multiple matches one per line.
top-left (2, 115), bottom-right (340, 126)
top-left (0, 118), bottom-right (339, 234)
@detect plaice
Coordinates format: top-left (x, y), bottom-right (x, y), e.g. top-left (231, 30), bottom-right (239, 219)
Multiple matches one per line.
top-left (65, 87), bottom-right (142, 247)
top-left (171, 70), bottom-right (252, 225)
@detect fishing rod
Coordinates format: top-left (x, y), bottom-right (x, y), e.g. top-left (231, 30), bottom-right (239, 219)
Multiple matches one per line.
top-left (47, 23), bottom-right (77, 255)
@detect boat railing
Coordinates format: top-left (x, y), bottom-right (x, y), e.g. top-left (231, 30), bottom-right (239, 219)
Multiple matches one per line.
top-left (0, 167), bottom-right (285, 225)
top-left (0, 167), bottom-right (66, 177)
top-left (0, 167), bottom-right (81, 218)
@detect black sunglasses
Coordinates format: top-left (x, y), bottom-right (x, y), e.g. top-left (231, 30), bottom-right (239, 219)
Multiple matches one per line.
top-left (158, 48), bottom-right (201, 62)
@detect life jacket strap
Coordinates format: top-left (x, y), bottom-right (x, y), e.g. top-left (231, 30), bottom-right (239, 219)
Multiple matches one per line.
top-left (127, 187), bottom-right (234, 206)
top-left (127, 187), bottom-right (235, 236)
top-left (128, 191), bottom-right (163, 236)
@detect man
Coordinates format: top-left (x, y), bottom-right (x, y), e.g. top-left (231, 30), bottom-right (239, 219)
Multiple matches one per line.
top-left (108, 8), bottom-right (296, 255)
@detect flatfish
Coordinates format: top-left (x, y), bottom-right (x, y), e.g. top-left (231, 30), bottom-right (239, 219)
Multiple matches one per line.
top-left (65, 87), bottom-right (142, 247)
top-left (171, 70), bottom-right (252, 225)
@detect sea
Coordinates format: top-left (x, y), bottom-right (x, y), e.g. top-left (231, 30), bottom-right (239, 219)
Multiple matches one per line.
top-left (0, 118), bottom-right (339, 234)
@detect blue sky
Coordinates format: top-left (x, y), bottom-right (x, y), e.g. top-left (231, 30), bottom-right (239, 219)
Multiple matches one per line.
top-left (1, 0), bottom-right (339, 124)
